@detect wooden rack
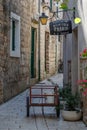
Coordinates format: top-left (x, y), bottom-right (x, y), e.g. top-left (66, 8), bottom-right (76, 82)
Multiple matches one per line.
top-left (26, 85), bottom-right (59, 117)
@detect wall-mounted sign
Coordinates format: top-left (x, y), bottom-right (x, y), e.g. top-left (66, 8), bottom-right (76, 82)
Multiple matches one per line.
top-left (49, 20), bottom-right (72, 35)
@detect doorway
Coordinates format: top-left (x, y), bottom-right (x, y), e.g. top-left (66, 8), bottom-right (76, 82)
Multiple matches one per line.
top-left (72, 27), bottom-right (78, 93)
top-left (45, 32), bottom-right (49, 73)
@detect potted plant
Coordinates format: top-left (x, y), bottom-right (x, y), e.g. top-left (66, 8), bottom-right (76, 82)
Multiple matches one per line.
top-left (60, 84), bottom-right (82, 121)
top-left (55, 84), bottom-right (71, 118)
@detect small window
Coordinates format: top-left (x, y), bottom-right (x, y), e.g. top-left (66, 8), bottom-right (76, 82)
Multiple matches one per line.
top-left (12, 20), bottom-right (15, 51)
top-left (10, 12), bottom-right (20, 57)
top-left (50, 0), bottom-right (52, 9)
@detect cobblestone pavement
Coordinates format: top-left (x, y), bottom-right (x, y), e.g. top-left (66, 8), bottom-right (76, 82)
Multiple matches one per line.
top-left (0, 74), bottom-right (87, 130)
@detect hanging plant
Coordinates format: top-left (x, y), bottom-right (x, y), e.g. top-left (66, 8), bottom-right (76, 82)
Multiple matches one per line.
top-left (54, 0), bottom-right (69, 9)
top-left (54, 0), bottom-right (69, 2)
top-left (54, 0), bottom-right (61, 2)
top-left (54, 0), bottom-right (81, 24)
top-left (59, 0), bottom-right (69, 10)
top-left (60, 2), bottom-right (68, 10)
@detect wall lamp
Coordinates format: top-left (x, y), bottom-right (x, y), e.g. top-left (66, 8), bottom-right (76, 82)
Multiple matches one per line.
top-left (39, 4), bottom-right (81, 35)
top-left (39, 4), bottom-right (81, 25)
top-left (39, 12), bottom-right (48, 25)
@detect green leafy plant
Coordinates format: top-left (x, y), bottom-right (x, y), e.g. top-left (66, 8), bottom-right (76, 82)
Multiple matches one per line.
top-left (60, 2), bottom-right (68, 10)
top-left (65, 93), bottom-right (81, 111)
top-left (59, 83), bottom-right (71, 99)
top-left (56, 0), bottom-right (81, 24)
top-left (59, 83), bottom-right (81, 111)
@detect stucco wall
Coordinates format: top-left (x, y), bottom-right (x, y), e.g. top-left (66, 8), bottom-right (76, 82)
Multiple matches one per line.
top-left (65, 0), bottom-right (87, 124)
top-left (77, 0), bottom-right (87, 124)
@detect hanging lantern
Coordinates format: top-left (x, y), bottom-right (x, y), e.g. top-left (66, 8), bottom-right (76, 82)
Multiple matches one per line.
top-left (39, 13), bottom-right (48, 25)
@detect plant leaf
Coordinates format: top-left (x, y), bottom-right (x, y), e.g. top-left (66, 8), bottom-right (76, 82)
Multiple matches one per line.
top-left (60, 3), bottom-right (68, 10)
top-left (63, 0), bottom-right (69, 3)
top-left (54, 0), bottom-right (60, 2)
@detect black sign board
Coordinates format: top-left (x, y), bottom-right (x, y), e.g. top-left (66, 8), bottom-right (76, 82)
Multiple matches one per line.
top-left (49, 20), bottom-right (72, 35)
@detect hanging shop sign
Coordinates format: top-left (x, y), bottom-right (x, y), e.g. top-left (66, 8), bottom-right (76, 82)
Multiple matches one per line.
top-left (49, 20), bottom-right (72, 35)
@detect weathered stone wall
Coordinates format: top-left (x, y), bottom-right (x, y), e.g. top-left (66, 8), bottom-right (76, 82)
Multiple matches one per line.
top-left (1, 0), bottom-right (32, 102)
top-left (0, 0), bottom-right (60, 103)
top-left (49, 36), bottom-right (57, 75)
top-left (30, 0), bottom-right (39, 83)
top-left (0, 0), bottom-right (4, 103)
top-left (40, 26), bottom-right (57, 80)
top-left (83, 95), bottom-right (87, 125)
top-left (39, 1), bottom-right (58, 80)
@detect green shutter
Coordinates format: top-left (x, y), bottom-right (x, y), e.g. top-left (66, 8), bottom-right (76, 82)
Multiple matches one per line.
top-left (31, 27), bottom-right (35, 78)
top-left (50, 0), bottom-right (52, 9)
top-left (12, 20), bottom-right (15, 51)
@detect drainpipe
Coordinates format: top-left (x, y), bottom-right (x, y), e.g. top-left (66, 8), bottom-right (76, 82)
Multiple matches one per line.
top-left (38, 0), bottom-right (41, 81)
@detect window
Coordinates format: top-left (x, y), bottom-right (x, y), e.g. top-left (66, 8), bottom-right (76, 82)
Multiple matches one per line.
top-left (50, 0), bottom-right (52, 9)
top-left (10, 12), bottom-right (20, 57)
top-left (31, 27), bottom-right (37, 78)
top-left (68, 60), bottom-right (71, 84)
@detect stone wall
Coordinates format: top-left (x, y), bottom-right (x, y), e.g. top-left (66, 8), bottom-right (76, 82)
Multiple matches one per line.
top-left (30, 0), bottom-right (39, 83)
top-left (49, 35), bottom-right (57, 75)
top-left (1, 0), bottom-right (32, 102)
top-left (39, 1), bottom-right (58, 80)
top-left (0, 0), bottom-right (4, 103)
top-left (83, 94), bottom-right (87, 125)
top-left (0, 0), bottom-right (60, 103)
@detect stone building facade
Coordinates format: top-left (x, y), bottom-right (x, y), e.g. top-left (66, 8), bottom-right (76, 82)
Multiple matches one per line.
top-left (0, 0), bottom-right (61, 103)
top-left (0, 0), bottom-right (4, 103)
top-left (0, 0), bottom-right (32, 102)
top-left (39, 0), bottom-right (62, 80)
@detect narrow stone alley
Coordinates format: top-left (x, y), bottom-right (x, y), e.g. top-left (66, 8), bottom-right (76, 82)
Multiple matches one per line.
top-left (0, 74), bottom-right (86, 130)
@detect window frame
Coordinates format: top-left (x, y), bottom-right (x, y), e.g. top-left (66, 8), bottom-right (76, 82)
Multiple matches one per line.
top-left (10, 12), bottom-right (20, 57)
top-left (50, 0), bottom-right (52, 9)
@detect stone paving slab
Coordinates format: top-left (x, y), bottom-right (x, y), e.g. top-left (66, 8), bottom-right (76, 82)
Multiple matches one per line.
top-left (0, 74), bottom-right (87, 130)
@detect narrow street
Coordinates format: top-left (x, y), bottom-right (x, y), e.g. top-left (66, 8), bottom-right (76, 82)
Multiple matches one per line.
top-left (0, 74), bottom-right (86, 130)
